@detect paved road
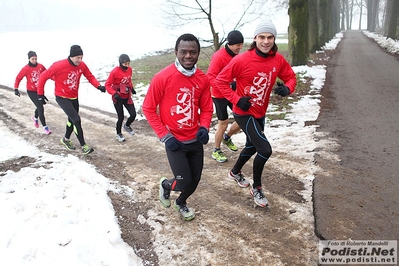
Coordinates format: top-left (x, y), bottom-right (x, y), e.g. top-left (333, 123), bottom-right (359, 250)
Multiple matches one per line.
top-left (314, 30), bottom-right (399, 240)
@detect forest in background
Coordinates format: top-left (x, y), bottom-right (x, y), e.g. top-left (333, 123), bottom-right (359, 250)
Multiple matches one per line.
top-left (288, 0), bottom-right (399, 65)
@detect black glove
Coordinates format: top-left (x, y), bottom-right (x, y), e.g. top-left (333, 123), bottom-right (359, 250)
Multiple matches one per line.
top-left (113, 93), bottom-right (121, 101)
top-left (165, 137), bottom-right (183, 151)
top-left (14, 89), bottom-right (20, 97)
top-left (97, 85), bottom-right (106, 93)
top-left (196, 126), bottom-right (209, 144)
top-left (132, 88), bottom-right (137, 95)
top-left (237, 97), bottom-right (251, 111)
top-left (274, 82), bottom-right (290, 97)
top-left (38, 95), bottom-right (48, 105)
top-left (230, 81), bottom-right (236, 91)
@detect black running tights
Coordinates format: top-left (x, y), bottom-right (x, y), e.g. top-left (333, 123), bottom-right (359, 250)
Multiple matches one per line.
top-left (232, 115), bottom-right (272, 188)
top-left (56, 97), bottom-right (86, 146)
top-left (113, 98), bottom-right (136, 134)
top-left (27, 90), bottom-right (46, 126)
top-left (165, 141), bottom-right (203, 205)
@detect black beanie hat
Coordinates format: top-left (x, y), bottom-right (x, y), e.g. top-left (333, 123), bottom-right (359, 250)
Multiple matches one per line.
top-left (227, 30), bottom-right (244, 45)
top-left (70, 45), bottom-right (83, 57)
top-left (28, 51), bottom-right (37, 59)
top-left (119, 54), bottom-right (130, 64)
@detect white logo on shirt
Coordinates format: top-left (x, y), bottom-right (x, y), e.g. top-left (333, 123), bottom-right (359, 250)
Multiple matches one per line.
top-left (170, 86), bottom-right (195, 128)
top-left (64, 70), bottom-right (82, 90)
top-left (244, 71), bottom-right (272, 106)
top-left (30, 70), bottom-right (41, 89)
top-left (121, 76), bottom-right (130, 84)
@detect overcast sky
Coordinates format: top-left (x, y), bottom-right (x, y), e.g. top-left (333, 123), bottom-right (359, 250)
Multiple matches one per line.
top-left (0, 0), bottom-right (157, 31)
top-left (0, 0), bottom-right (289, 39)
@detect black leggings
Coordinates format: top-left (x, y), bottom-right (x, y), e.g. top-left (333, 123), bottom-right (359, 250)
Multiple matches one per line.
top-left (165, 141), bottom-right (203, 205)
top-left (56, 97), bottom-right (86, 146)
top-left (232, 115), bottom-right (272, 188)
top-left (27, 90), bottom-right (46, 126)
top-left (113, 98), bottom-right (136, 134)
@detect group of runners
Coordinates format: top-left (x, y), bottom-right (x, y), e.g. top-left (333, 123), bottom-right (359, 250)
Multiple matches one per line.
top-left (14, 19), bottom-right (296, 220)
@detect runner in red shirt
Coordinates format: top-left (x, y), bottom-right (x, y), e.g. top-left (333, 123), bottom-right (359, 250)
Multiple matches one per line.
top-left (14, 51), bottom-right (51, 134)
top-left (105, 54), bottom-right (137, 142)
top-left (143, 34), bottom-right (213, 221)
top-left (215, 20), bottom-right (297, 207)
top-left (37, 45), bottom-right (106, 155)
top-left (207, 30), bottom-right (244, 163)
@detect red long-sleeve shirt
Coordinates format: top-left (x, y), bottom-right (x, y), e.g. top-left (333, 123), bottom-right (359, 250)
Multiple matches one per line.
top-left (206, 47), bottom-right (235, 99)
top-left (37, 59), bottom-right (100, 98)
top-left (215, 49), bottom-right (296, 119)
top-left (14, 64), bottom-right (46, 92)
top-left (142, 63), bottom-right (213, 142)
top-left (105, 66), bottom-right (134, 104)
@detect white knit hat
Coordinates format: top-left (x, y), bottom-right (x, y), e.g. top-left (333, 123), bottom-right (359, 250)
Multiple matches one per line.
top-left (254, 20), bottom-right (277, 38)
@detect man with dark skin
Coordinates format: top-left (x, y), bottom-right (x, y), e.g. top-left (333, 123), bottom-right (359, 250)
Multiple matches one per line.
top-left (143, 34), bottom-right (213, 220)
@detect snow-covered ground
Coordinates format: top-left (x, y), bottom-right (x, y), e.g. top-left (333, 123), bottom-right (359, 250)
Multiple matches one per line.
top-left (0, 30), bottom-right (397, 265)
top-left (363, 30), bottom-right (399, 54)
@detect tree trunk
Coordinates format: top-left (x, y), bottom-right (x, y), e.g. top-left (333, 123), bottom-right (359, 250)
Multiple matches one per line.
top-left (308, 0), bottom-right (320, 52)
top-left (341, 0), bottom-right (346, 30)
top-left (386, 0), bottom-right (399, 39)
top-left (349, 0), bottom-right (355, 29)
top-left (288, 0), bottom-right (309, 66)
top-left (318, 0), bottom-right (332, 45)
top-left (359, 0), bottom-right (363, 29)
top-left (367, 0), bottom-right (379, 31)
top-left (332, 0), bottom-right (341, 35)
top-left (383, 0), bottom-right (389, 34)
top-left (345, 0), bottom-right (350, 30)
top-left (367, 0), bottom-right (373, 30)
top-left (205, 0), bottom-right (221, 51)
top-left (373, 0), bottom-right (380, 30)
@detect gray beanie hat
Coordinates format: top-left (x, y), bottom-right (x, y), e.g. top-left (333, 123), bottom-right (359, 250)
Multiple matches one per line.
top-left (254, 20), bottom-right (277, 38)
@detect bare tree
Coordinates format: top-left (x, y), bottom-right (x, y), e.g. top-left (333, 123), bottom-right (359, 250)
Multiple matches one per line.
top-left (367, 0), bottom-right (380, 31)
top-left (340, 0), bottom-right (353, 30)
top-left (344, 0), bottom-right (350, 30)
top-left (357, 0), bottom-right (368, 29)
top-left (339, 0), bottom-right (363, 30)
top-left (348, 0), bottom-right (355, 29)
top-left (156, 0), bottom-right (276, 51)
top-left (341, 0), bottom-right (346, 30)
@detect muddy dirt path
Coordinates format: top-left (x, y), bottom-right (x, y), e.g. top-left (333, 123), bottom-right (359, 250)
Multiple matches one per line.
top-left (0, 84), bottom-right (318, 265)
